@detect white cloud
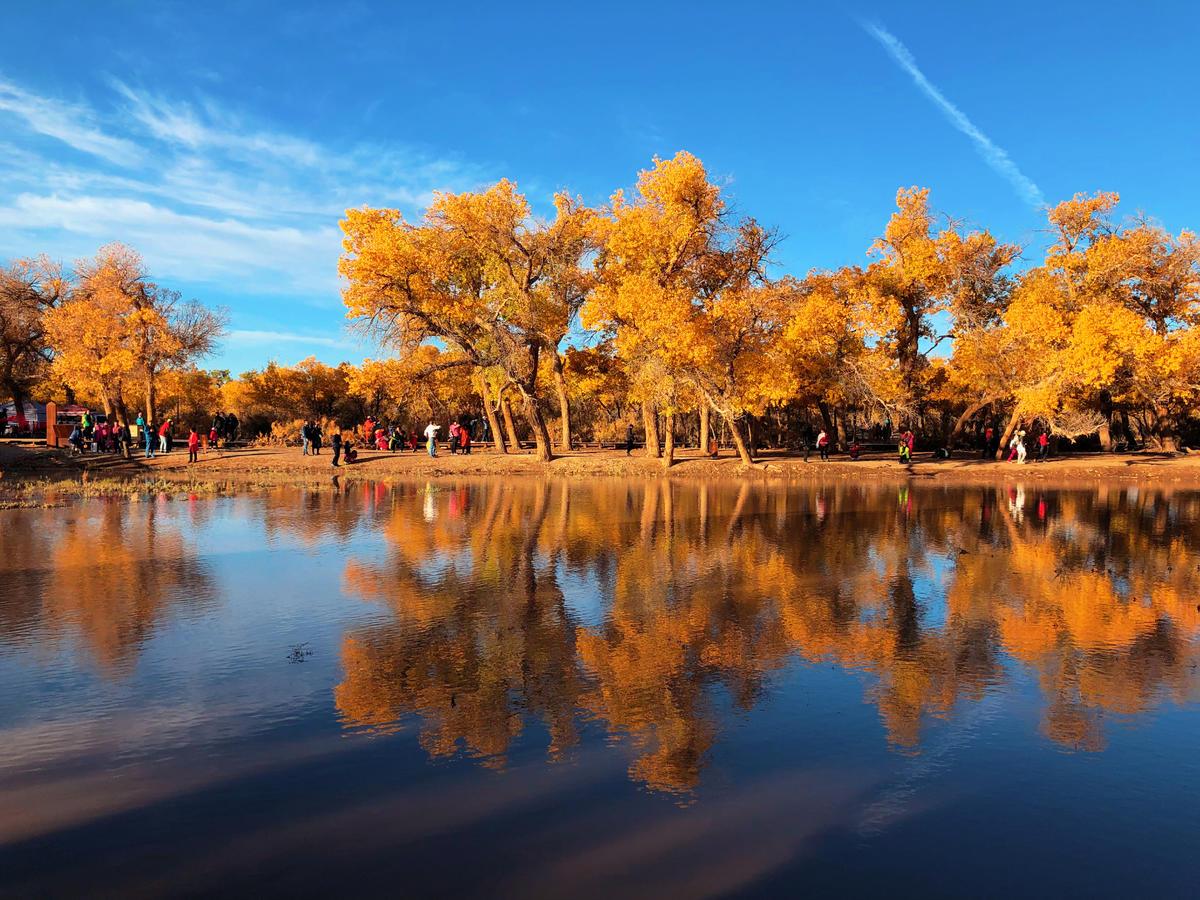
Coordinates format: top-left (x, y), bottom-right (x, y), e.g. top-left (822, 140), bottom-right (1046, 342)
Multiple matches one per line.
top-left (226, 329), bottom-right (359, 350)
top-left (0, 79), bottom-right (141, 166)
top-left (111, 79), bottom-right (325, 167)
top-left (0, 76), bottom-right (491, 302)
top-left (863, 21), bottom-right (1045, 209)
top-left (0, 192), bottom-right (341, 292)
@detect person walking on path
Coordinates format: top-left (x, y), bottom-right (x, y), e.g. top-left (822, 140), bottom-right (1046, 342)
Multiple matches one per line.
top-left (625, 423), bottom-right (635, 456)
top-left (331, 430), bottom-right (342, 467)
top-left (424, 420), bottom-right (441, 457)
top-left (1007, 431), bottom-right (1021, 462)
top-left (118, 422), bottom-right (132, 458)
top-left (139, 415), bottom-right (154, 458)
top-left (187, 428), bottom-right (200, 463)
top-left (817, 429), bottom-right (830, 461)
top-left (1038, 431), bottom-right (1050, 462)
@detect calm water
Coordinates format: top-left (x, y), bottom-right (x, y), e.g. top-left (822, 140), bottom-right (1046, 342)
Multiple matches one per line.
top-left (1, 479), bottom-right (1198, 898)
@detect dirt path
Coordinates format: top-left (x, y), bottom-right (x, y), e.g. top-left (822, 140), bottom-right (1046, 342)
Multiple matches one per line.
top-left (4, 439), bottom-right (1200, 488)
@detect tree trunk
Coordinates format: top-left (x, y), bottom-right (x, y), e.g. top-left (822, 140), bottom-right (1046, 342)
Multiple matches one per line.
top-left (662, 412), bottom-right (675, 468)
top-left (145, 372), bottom-right (157, 426)
top-left (642, 402), bottom-right (661, 458)
top-left (1098, 393), bottom-right (1114, 451)
top-left (519, 390), bottom-right (554, 463)
top-left (949, 397), bottom-right (995, 448)
top-left (699, 403), bottom-right (710, 455)
top-left (818, 401), bottom-right (838, 447)
top-left (4, 378), bottom-right (28, 431)
top-left (727, 414), bottom-right (754, 464)
top-left (1152, 404), bottom-right (1179, 453)
top-left (997, 406), bottom-right (1022, 460)
top-left (477, 375), bottom-right (508, 454)
top-left (500, 390), bottom-right (521, 451)
top-left (551, 352), bottom-right (572, 452)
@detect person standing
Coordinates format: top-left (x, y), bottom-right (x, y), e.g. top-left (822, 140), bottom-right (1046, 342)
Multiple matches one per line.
top-left (331, 430), bottom-right (342, 467)
top-left (301, 421), bottom-right (311, 456)
top-left (817, 429), bottom-right (830, 461)
top-left (1016, 430), bottom-right (1028, 463)
top-left (225, 412), bottom-right (239, 444)
top-left (209, 423), bottom-right (219, 452)
top-left (460, 425), bottom-right (471, 455)
top-left (1038, 431), bottom-right (1050, 462)
top-left (983, 426), bottom-right (994, 459)
top-left (424, 420), bottom-right (440, 457)
top-left (625, 423), bottom-right (635, 456)
top-left (448, 421), bottom-right (460, 454)
top-left (187, 428), bottom-right (200, 463)
top-left (141, 417), bottom-right (155, 458)
top-left (312, 423), bottom-right (323, 456)
top-left (158, 419), bottom-right (172, 454)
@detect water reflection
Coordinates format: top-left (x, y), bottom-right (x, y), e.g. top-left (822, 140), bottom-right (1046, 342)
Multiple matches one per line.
top-left (0, 498), bottom-right (214, 674)
top-left (333, 480), bottom-right (1200, 791)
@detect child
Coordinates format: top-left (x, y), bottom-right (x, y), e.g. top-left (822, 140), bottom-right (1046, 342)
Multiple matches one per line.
top-left (460, 426), bottom-right (471, 455)
top-left (209, 424), bottom-right (219, 452)
top-left (188, 428), bottom-right (200, 463)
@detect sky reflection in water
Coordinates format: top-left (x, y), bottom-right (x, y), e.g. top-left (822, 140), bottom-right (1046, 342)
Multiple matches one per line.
top-left (1, 479), bottom-right (1198, 897)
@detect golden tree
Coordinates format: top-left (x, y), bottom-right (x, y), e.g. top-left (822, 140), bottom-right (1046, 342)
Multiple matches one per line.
top-left (43, 244), bottom-right (224, 425)
top-left (587, 152), bottom-right (785, 464)
top-left (340, 182), bottom-right (598, 462)
top-left (855, 187), bottom-right (1018, 417)
top-left (0, 255), bottom-right (67, 426)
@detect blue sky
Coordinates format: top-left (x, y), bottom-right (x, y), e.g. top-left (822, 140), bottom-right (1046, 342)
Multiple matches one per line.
top-left (2, 0), bottom-right (1197, 374)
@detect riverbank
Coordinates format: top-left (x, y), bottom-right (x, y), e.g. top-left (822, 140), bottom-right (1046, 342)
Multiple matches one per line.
top-left (3, 439), bottom-right (1200, 493)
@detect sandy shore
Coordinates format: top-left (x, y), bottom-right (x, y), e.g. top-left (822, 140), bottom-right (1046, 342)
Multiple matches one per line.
top-left (3, 439), bottom-right (1200, 489)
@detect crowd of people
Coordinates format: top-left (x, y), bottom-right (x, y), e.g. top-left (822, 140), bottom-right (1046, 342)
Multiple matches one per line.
top-left (65, 409), bottom-right (240, 464)
top-left (308, 416), bottom-right (486, 467)
top-left (57, 404), bottom-right (1058, 469)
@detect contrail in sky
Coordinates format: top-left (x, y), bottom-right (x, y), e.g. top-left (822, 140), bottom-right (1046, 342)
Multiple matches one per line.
top-left (863, 20), bottom-right (1046, 209)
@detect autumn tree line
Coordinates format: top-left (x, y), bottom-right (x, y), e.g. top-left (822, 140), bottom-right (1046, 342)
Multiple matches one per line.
top-left (4, 151), bottom-right (1199, 462)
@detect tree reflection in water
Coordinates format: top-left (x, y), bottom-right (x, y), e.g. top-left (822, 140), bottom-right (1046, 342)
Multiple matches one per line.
top-left (333, 480), bottom-right (1200, 792)
top-left (0, 496), bottom-right (215, 675)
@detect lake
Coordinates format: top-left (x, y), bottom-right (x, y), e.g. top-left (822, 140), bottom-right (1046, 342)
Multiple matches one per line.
top-left (1, 478), bottom-right (1198, 897)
